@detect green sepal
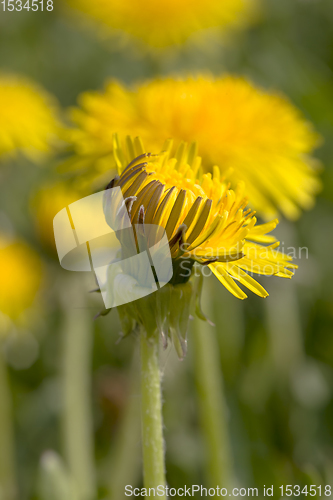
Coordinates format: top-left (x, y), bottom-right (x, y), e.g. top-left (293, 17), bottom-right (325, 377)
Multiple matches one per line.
top-left (94, 308), bottom-right (112, 320)
top-left (168, 282), bottom-right (193, 359)
top-left (105, 258), bottom-right (207, 357)
top-left (117, 304), bottom-right (136, 337)
top-left (155, 284), bottom-right (172, 348)
top-left (134, 293), bottom-right (160, 338)
top-left (113, 280), bottom-right (194, 359)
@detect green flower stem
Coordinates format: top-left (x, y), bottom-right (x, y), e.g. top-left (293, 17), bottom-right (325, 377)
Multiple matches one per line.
top-left (0, 344), bottom-right (17, 500)
top-left (140, 332), bottom-right (166, 497)
top-left (61, 305), bottom-right (95, 500)
top-left (192, 292), bottom-right (233, 490)
top-left (107, 355), bottom-right (141, 499)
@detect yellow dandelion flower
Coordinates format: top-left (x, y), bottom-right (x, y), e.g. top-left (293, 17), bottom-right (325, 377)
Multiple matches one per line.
top-left (0, 237), bottom-right (42, 322)
top-left (106, 136), bottom-right (296, 302)
top-left (0, 74), bottom-right (63, 162)
top-left (69, 76), bottom-right (321, 220)
top-left (65, 0), bottom-right (257, 48)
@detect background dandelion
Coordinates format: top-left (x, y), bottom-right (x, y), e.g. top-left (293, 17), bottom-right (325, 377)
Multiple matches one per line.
top-left (68, 76), bottom-right (321, 220)
top-left (63, 0), bottom-right (258, 49)
top-left (0, 75), bottom-right (63, 162)
top-left (0, 237), bottom-right (42, 500)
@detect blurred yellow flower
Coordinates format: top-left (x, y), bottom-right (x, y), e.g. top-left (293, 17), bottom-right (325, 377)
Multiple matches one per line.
top-left (0, 237), bottom-right (42, 322)
top-left (32, 182), bottom-right (82, 250)
top-left (65, 0), bottom-right (257, 48)
top-left (69, 76), bottom-right (321, 220)
top-left (106, 136), bottom-right (295, 301)
top-left (0, 74), bottom-right (63, 162)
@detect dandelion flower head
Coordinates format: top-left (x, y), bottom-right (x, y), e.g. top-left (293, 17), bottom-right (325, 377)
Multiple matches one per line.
top-left (106, 136), bottom-right (296, 301)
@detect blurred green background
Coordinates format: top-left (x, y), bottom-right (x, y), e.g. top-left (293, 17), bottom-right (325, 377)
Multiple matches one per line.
top-left (0, 0), bottom-right (333, 498)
